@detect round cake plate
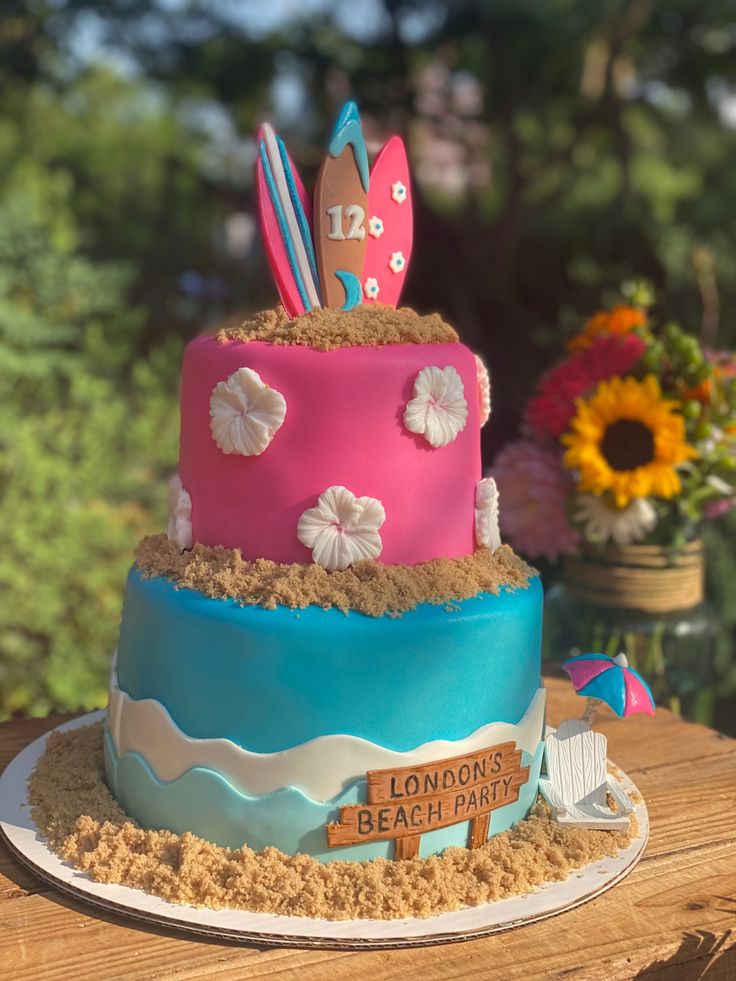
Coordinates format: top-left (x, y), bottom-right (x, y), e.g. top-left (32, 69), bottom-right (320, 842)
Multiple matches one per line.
top-left (0, 711), bottom-right (649, 950)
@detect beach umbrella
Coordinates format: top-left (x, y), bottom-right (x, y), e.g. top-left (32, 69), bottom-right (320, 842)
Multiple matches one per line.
top-left (562, 652), bottom-right (655, 725)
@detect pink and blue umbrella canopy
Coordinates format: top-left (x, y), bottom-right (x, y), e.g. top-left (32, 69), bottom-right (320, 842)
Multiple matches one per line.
top-left (562, 653), bottom-right (655, 718)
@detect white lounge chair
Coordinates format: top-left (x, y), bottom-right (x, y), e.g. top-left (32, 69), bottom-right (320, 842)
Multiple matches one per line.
top-left (539, 719), bottom-right (633, 831)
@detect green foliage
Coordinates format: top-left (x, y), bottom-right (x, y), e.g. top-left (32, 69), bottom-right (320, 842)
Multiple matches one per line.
top-left (2, 0), bottom-right (736, 721)
top-left (1, 393), bottom-right (166, 718)
top-left (703, 510), bottom-right (736, 694)
top-left (0, 84), bottom-right (181, 719)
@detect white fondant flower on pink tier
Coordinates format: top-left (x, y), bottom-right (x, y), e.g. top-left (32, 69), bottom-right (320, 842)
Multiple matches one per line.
top-left (368, 215), bottom-right (384, 238)
top-left (167, 475), bottom-right (193, 551)
top-left (388, 251), bottom-right (406, 274)
top-left (391, 180), bottom-right (407, 204)
top-left (475, 477), bottom-right (501, 551)
top-left (364, 277), bottom-right (380, 300)
top-left (404, 365), bottom-right (468, 448)
top-left (210, 367), bottom-right (286, 456)
top-left (474, 353), bottom-right (491, 426)
top-left (297, 485), bottom-right (386, 571)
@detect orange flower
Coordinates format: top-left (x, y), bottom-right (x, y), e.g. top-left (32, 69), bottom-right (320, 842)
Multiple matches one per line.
top-left (681, 377), bottom-right (712, 404)
top-left (568, 304), bottom-right (647, 354)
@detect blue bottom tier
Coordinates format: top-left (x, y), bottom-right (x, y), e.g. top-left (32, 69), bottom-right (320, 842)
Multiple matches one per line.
top-left (106, 566), bottom-right (545, 861)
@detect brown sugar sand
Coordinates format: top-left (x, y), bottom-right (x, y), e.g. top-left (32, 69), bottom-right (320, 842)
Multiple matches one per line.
top-left (135, 536), bottom-right (534, 617)
top-left (216, 303), bottom-right (458, 351)
top-left (29, 723), bottom-right (637, 921)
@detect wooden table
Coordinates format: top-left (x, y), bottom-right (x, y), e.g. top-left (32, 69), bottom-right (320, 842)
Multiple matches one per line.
top-left (2, 677), bottom-right (735, 980)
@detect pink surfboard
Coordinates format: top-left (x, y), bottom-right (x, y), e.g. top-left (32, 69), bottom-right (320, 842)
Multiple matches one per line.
top-left (363, 136), bottom-right (413, 307)
top-left (255, 125), bottom-right (319, 318)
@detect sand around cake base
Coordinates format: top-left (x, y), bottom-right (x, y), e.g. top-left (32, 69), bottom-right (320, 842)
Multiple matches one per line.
top-left (1, 712), bottom-right (649, 948)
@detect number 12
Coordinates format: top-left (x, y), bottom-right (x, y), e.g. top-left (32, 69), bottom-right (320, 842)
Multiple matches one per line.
top-left (326, 204), bottom-right (366, 241)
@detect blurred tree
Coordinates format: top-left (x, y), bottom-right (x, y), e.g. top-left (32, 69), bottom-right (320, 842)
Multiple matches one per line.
top-left (0, 66), bottom-right (251, 348)
top-left (0, 78), bottom-right (182, 717)
top-left (14, 0), bottom-right (733, 448)
top-left (2, 0), bottom-right (736, 718)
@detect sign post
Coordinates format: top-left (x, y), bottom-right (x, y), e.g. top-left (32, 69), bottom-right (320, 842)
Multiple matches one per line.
top-left (327, 740), bottom-right (530, 859)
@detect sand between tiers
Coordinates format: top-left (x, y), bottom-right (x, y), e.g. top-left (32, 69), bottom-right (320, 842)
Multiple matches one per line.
top-left (28, 723), bottom-right (637, 921)
top-left (135, 537), bottom-right (534, 617)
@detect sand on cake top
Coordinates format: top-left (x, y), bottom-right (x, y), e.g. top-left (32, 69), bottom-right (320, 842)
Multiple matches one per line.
top-left (216, 303), bottom-right (458, 351)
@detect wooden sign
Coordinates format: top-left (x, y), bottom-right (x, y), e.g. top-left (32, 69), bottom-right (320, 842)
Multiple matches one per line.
top-left (327, 740), bottom-right (530, 860)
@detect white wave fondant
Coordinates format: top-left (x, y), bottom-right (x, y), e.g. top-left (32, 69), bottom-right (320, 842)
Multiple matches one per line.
top-left (108, 674), bottom-right (545, 803)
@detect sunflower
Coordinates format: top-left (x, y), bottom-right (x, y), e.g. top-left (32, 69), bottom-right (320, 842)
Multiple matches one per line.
top-left (562, 375), bottom-right (697, 507)
top-left (567, 304), bottom-right (646, 354)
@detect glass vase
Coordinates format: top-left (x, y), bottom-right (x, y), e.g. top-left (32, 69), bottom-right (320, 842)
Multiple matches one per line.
top-left (543, 540), bottom-right (720, 725)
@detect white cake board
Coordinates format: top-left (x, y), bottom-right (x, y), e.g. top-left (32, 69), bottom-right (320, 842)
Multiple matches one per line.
top-left (0, 711), bottom-right (649, 950)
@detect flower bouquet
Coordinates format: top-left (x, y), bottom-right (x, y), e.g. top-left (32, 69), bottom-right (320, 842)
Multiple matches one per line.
top-left (493, 291), bottom-right (736, 720)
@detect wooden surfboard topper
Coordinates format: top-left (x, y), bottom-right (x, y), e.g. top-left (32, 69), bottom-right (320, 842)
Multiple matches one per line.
top-left (313, 101), bottom-right (369, 310)
top-left (255, 101), bottom-right (414, 316)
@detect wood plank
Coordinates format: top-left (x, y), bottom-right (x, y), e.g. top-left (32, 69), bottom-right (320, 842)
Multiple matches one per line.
top-left (544, 676), bottom-right (735, 774)
top-left (0, 714), bottom-right (76, 770)
top-left (1, 677), bottom-right (735, 980)
top-left (601, 712), bottom-right (734, 772)
top-left (393, 835), bottom-right (420, 860)
top-left (622, 754), bottom-right (736, 857)
top-left (0, 889), bottom-right (282, 981)
top-left (468, 813), bottom-right (490, 849)
top-left (1, 840), bottom-right (734, 980)
top-left (0, 714), bottom-right (77, 905)
top-left (0, 849), bottom-right (50, 901)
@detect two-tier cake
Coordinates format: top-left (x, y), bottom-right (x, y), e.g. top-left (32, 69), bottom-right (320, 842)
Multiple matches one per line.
top-left (103, 102), bottom-right (546, 864)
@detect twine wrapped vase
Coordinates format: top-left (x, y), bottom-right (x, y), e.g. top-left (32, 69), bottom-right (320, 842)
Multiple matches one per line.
top-left (544, 539), bottom-right (718, 723)
top-left (563, 540), bottom-right (704, 614)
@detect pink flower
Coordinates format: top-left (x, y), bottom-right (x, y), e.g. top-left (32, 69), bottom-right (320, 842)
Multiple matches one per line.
top-left (704, 348), bottom-right (736, 375)
top-left (491, 439), bottom-right (580, 561)
top-left (704, 498), bottom-right (735, 520)
top-left (525, 334), bottom-right (646, 439)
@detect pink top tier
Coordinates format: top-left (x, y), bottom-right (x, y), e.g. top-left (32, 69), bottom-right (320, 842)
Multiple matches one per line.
top-left (179, 336), bottom-right (482, 565)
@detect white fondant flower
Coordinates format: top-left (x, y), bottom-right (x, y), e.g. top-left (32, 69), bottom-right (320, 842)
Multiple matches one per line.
top-left (403, 365), bottom-right (468, 448)
top-left (388, 251), bottom-right (406, 274)
top-left (297, 485), bottom-right (386, 571)
top-left (574, 494), bottom-right (657, 546)
top-left (475, 477), bottom-right (501, 551)
top-left (210, 367), bottom-right (286, 456)
top-left (167, 475), bottom-right (193, 550)
top-left (368, 215), bottom-right (384, 238)
top-left (391, 180), bottom-right (407, 204)
top-left (474, 353), bottom-right (491, 426)
top-left (364, 277), bottom-right (380, 300)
